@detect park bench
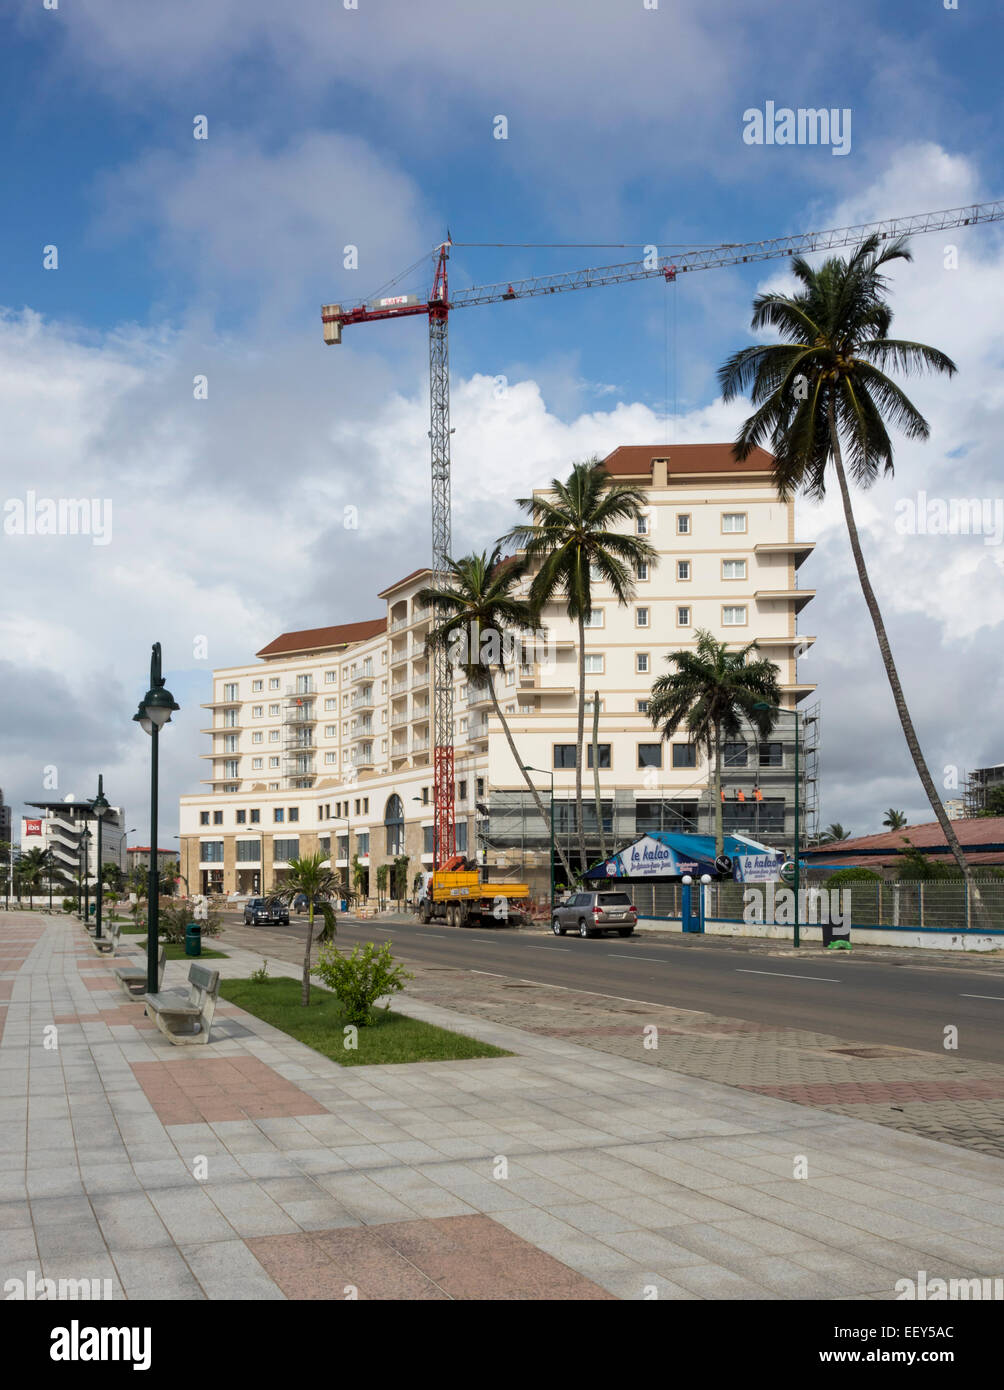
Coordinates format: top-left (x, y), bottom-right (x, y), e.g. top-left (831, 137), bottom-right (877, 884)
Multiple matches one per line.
top-left (114, 946), bottom-right (165, 998)
top-left (91, 921), bottom-right (122, 954)
top-left (144, 963), bottom-right (220, 1046)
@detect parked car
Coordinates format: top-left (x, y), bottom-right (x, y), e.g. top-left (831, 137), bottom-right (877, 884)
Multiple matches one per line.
top-left (243, 896), bottom-right (290, 926)
top-left (552, 890), bottom-right (637, 938)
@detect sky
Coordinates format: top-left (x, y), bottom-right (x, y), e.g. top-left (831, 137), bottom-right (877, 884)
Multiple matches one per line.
top-left (1, 0), bottom-right (1003, 847)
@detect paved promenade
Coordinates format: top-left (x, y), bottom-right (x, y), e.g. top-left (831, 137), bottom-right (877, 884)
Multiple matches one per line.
top-left (2, 911), bottom-right (1003, 1300)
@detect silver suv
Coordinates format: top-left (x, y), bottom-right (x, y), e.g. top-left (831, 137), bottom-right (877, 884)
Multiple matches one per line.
top-left (552, 890), bottom-right (637, 938)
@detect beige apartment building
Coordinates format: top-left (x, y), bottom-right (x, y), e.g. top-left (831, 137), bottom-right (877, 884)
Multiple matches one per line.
top-left (179, 444), bottom-right (819, 899)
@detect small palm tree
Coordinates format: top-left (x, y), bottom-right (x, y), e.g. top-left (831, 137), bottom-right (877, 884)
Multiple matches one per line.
top-left (16, 846), bottom-right (52, 896)
top-left (718, 233), bottom-right (984, 916)
top-left (503, 460), bottom-right (657, 872)
top-left (882, 808), bottom-right (908, 830)
top-left (418, 546), bottom-right (576, 884)
top-left (273, 852), bottom-right (341, 1006)
top-left (822, 823), bottom-right (852, 843)
top-left (648, 630), bottom-right (782, 858)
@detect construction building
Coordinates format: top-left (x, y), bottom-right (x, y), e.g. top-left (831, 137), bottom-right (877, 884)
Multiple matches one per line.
top-left (178, 444), bottom-right (819, 899)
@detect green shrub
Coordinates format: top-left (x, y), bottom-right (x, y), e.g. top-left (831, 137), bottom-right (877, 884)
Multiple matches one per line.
top-left (157, 900), bottom-right (222, 945)
top-left (249, 960), bottom-right (269, 984)
top-left (311, 940), bottom-right (413, 1026)
top-left (824, 867), bottom-right (882, 887)
top-left (62, 898), bottom-right (75, 914)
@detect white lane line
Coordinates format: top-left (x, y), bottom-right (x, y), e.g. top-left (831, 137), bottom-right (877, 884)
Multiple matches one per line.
top-left (736, 969), bottom-right (841, 983)
top-left (528, 946), bottom-right (570, 953)
top-left (960, 993), bottom-right (1004, 1001)
top-left (424, 933), bottom-right (447, 938)
top-left (607, 954), bottom-right (668, 963)
top-left (470, 970), bottom-right (506, 977)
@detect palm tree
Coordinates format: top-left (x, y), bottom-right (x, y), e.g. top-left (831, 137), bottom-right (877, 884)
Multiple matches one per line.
top-left (16, 846), bottom-right (52, 898)
top-left (648, 629), bottom-right (782, 857)
top-left (821, 823), bottom-right (852, 843)
top-left (504, 460), bottom-right (657, 873)
top-left (882, 808), bottom-right (908, 830)
top-left (718, 233), bottom-right (985, 917)
top-left (417, 547), bottom-right (576, 884)
top-left (273, 852), bottom-right (340, 1006)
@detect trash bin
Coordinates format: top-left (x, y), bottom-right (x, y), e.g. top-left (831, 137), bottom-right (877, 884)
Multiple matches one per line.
top-left (184, 922), bottom-right (202, 957)
top-left (339, 899), bottom-right (347, 912)
top-left (822, 919), bottom-right (851, 950)
top-left (88, 903), bottom-right (96, 917)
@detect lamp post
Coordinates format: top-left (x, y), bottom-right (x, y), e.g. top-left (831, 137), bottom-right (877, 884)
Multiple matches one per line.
top-left (133, 643), bottom-right (180, 994)
top-left (754, 701), bottom-right (800, 950)
top-left (522, 765), bottom-right (555, 911)
top-left (89, 775), bottom-right (111, 940)
top-left (81, 825), bottom-right (92, 925)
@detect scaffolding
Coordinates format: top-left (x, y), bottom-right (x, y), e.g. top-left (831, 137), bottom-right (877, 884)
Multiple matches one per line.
top-left (964, 764), bottom-right (1004, 818)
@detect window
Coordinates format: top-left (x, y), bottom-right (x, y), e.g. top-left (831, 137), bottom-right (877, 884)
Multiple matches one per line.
top-left (459, 717), bottom-right (468, 733)
top-left (269, 703), bottom-right (280, 716)
top-left (252, 679), bottom-right (263, 693)
top-left (274, 808), bottom-right (284, 823)
top-left (676, 513), bottom-right (691, 535)
top-left (723, 742), bottom-right (748, 767)
top-left (458, 780), bottom-right (468, 801)
top-left (636, 560), bottom-right (649, 581)
top-left (342, 694), bottom-right (349, 707)
top-left (250, 809), bottom-right (260, 824)
top-left (636, 700), bottom-right (650, 714)
top-left (325, 670), bottom-right (336, 683)
top-left (363, 798), bottom-right (369, 813)
top-left (586, 744), bottom-right (611, 769)
top-left (672, 743), bottom-right (697, 768)
top-left (638, 744), bottom-right (663, 769)
top-left (325, 752), bottom-right (336, 764)
top-left (583, 610), bottom-right (604, 628)
top-left (724, 797), bottom-right (784, 834)
top-left (268, 782), bottom-right (280, 791)
top-left (236, 841), bottom-right (260, 862)
top-left (384, 794), bottom-right (405, 855)
top-left (477, 778), bottom-right (485, 798)
top-left (252, 732), bottom-right (263, 744)
top-left (722, 559), bottom-right (747, 580)
top-left (636, 607), bottom-right (649, 627)
top-left (252, 758), bottom-right (263, 770)
top-left (269, 730), bottom-right (280, 742)
top-left (636, 800), bottom-right (699, 834)
top-left (273, 838), bottom-right (299, 862)
top-left (223, 682), bottom-right (238, 700)
top-left (676, 560), bottom-right (691, 581)
top-left (355, 798), bottom-right (362, 815)
top-left (356, 833), bottom-right (369, 855)
top-left (324, 725), bottom-right (336, 737)
top-left (213, 811), bottom-right (223, 825)
top-left (269, 678), bottom-right (280, 690)
top-left (553, 744), bottom-right (577, 769)
top-left (423, 825), bottom-right (435, 855)
top-left (584, 654), bottom-right (604, 674)
top-left (200, 841), bottom-right (224, 862)
top-left (759, 742), bottom-right (783, 767)
top-left (222, 711), bottom-right (238, 728)
top-left (199, 811), bottom-right (209, 825)
top-left (269, 756), bottom-right (279, 768)
top-left (636, 653), bottom-right (650, 674)
top-left (722, 512), bottom-right (747, 533)
top-left (636, 513), bottom-right (649, 535)
top-left (723, 605), bottom-right (747, 626)
top-left (289, 807), bottom-right (299, 823)
top-left (455, 823), bottom-right (467, 853)
top-left (677, 606), bottom-right (691, 626)
top-left (252, 705), bottom-right (263, 718)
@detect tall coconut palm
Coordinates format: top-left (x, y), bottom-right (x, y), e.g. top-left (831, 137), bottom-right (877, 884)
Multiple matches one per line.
top-left (648, 629), bottom-right (782, 857)
top-left (504, 460), bottom-right (657, 873)
top-left (273, 852), bottom-right (340, 1006)
top-left (821, 822), bottom-right (852, 843)
top-left (718, 233), bottom-right (985, 918)
top-left (882, 808), bottom-right (908, 830)
top-left (417, 547), bottom-right (576, 885)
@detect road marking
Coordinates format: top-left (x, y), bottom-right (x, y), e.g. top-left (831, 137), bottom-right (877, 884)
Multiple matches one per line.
top-left (736, 969), bottom-right (840, 983)
top-left (470, 970), bottom-right (506, 977)
top-left (607, 954), bottom-right (668, 963)
top-left (528, 946), bottom-right (570, 953)
top-left (960, 993), bottom-right (1004, 1001)
top-left (425, 933), bottom-right (447, 938)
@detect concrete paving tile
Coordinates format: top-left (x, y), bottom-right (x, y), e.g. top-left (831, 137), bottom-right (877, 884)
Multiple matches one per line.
top-left (147, 1188), bottom-right (238, 1245)
top-left (668, 1261), bottom-right (782, 1300)
top-left (91, 1192), bottom-right (174, 1251)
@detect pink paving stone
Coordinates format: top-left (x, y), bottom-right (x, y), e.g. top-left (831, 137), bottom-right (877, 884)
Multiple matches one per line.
top-left (131, 1058), bottom-right (327, 1125)
top-left (247, 1216), bottom-right (615, 1300)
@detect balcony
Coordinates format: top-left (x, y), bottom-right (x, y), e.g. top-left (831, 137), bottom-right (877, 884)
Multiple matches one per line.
top-left (390, 647), bottom-right (409, 667)
top-left (390, 712), bottom-right (409, 728)
top-left (285, 680), bottom-right (315, 697)
top-left (351, 746), bottom-right (375, 769)
top-left (388, 615), bottom-right (409, 633)
top-left (349, 664), bottom-right (375, 684)
top-left (201, 694), bottom-right (242, 709)
top-left (410, 736), bottom-right (430, 753)
top-left (283, 700), bottom-right (316, 725)
top-left (754, 588), bottom-right (816, 614)
top-left (469, 721), bottom-right (491, 742)
top-left (350, 690), bottom-right (375, 710)
top-left (390, 740), bottom-right (409, 759)
top-left (390, 679), bottom-right (409, 696)
top-left (410, 669), bottom-right (430, 687)
top-left (754, 540), bottom-right (815, 570)
top-left (411, 704), bottom-right (430, 722)
top-left (350, 720), bottom-right (374, 742)
top-left (466, 687), bottom-right (492, 707)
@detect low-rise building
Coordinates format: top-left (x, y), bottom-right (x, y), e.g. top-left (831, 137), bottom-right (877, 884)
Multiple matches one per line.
top-left (22, 800), bottom-right (127, 886)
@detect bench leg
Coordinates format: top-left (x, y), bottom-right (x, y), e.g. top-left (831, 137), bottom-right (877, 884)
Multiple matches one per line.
top-left (146, 1008), bottom-right (211, 1045)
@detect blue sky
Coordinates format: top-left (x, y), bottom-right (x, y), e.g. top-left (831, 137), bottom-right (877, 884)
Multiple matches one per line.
top-left (2, 0), bottom-right (1003, 841)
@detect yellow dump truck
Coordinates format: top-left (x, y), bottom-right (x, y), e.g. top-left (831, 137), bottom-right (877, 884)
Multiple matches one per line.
top-left (416, 864), bottom-right (531, 928)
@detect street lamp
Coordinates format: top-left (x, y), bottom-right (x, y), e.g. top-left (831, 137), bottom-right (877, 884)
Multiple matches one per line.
top-left (80, 825), bottom-right (92, 924)
top-left (754, 701), bottom-right (801, 949)
top-left (522, 765), bottom-right (555, 911)
top-left (89, 775), bottom-right (111, 940)
top-left (133, 643), bottom-right (180, 994)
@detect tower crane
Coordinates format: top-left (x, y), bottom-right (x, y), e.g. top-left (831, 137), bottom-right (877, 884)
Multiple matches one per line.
top-left (321, 197), bottom-right (1004, 870)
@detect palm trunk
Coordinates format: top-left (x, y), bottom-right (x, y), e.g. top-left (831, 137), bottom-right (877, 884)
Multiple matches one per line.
top-left (486, 678), bottom-right (575, 884)
top-left (575, 611), bottom-right (588, 875)
top-left (713, 726), bottom-right (724, 858)
top-left (302, 901), bottom-right (314, 1006)
top-left (592, 691), bottom-right (608, 860)
top-left (827, 403), bottom-right (987, 926)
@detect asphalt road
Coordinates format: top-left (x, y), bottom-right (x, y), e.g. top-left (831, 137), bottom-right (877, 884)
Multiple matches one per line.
top-left (225, 911), bottom-right (1004, 1065)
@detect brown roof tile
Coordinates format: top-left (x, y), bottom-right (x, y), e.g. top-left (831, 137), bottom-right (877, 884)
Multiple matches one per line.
top-left (600, 443), bottom-right (776, 477)
top-left (256, 618), bottom-right (386, 659)
top-left (377, 568), bottom-right (433, 599)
